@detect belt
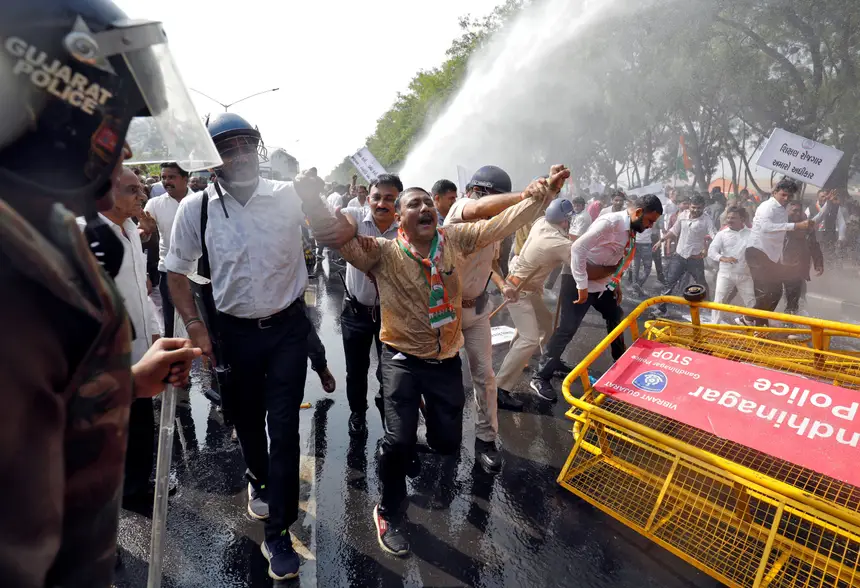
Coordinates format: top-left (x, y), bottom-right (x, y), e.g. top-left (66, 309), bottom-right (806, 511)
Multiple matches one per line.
top-left (461, 297), bottom-right (478, 309)
top-left (218, 298), bottom-right (304, 330)
top-left (384, 344), bottom-right (453, 365)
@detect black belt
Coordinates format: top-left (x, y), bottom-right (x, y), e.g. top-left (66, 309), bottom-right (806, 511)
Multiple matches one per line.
top-left (384, 344), bottom-right (456, 365)
top-left (218, 298), bottom-right (304, 330)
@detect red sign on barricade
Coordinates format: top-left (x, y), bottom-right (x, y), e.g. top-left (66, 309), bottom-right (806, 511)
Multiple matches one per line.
top-left (594, 339), bottom-right (860, 487)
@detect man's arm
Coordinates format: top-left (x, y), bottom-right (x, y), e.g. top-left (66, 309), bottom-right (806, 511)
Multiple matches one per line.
top-left (455, 192), bottom-right (530, 222)
top-left (340, 236), bottom-right (384, 274)
top-left (706, 231), bottom-right (724, 263)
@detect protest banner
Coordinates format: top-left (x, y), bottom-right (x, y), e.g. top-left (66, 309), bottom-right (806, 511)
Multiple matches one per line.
top-left (349, 147), bottom-right (387, 182)
top-left (756, 128), bottom-right (844, 187)
top-left (594, 339), bottom-right (860, 486)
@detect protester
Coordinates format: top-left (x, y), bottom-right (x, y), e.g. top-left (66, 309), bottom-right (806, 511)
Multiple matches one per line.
top-left (653, 194), bottom-right (715, 314)
top-left (496, 198), bottom-right (575, 404)
top-left (445, 165), bottom-right (537, 472)
top-left (301, 167), bottom-right (568, 556)
top-left (190, 175), bottom-right (209, 192)
top-left (341, 174), bottom-right (403, 436)
top-left (347, 184), bottom-right (370, 212)
top-left (432, 179), bottom-right (459, 226)
top-left (586, 191), bottom-right (606, 221)
top-left (740, 178), bottom-right (812, 326)
top-left (143, 162), bottom-right (194, 337)
top-left (530, 195), bottom-right (663, 401)
top-left (599, 190), bottom-right (627, 217)
top-left (165, 113), bottom-right (326, 581)
top-left (783, 201), bottom-right (824, 315)
top-left (630, 222), bottom-right (656, 297)
top-left (0, 4), bottom-right (202, 584)
top-left (707, 206), bottom-right (755, 324)
top-left (805, 189), bottom-right (846, 257)
top-left (77, 168), bottom-right (166, 507)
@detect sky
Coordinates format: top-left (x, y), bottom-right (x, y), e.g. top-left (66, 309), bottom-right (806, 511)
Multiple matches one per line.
top-left (116, 0), bottom-right (501, 175)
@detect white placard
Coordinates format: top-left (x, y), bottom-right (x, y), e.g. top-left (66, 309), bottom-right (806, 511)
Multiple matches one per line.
top-left (491, 325), bottom-right (516, 346)
top-left (349, 147), bottom-right (387, 182)
top-left (756, 128), bottom-right (844, 187)
top-left (456, 165), bottom-right (470, 195)
top-left (625, 182), bottom-right (664, 197)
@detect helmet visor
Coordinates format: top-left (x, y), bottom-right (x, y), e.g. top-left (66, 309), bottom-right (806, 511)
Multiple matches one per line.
top-left (98, 22), bottom-right (221, 171)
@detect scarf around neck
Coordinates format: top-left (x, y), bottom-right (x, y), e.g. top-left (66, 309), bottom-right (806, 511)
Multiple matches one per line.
top-left (397, 227), bottom-right (456, 329)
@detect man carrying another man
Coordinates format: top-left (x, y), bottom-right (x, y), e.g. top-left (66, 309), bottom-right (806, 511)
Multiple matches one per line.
top-left (530, 195), bottom-right (663, 401)
top-left (301, 165), bottom-right (569, 557)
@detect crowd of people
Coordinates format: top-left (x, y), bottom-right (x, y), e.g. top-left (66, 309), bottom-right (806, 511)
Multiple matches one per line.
top-left (4, 2), bottom-right (856, 585)
top-left (105, 131), bottom-right (850, 581)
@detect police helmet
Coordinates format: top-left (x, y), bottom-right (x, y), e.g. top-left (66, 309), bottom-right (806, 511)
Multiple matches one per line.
top-left (545, 197), bottom-right (574, 225)
top-left (0, 0), bottom-right (220, 214)
top-left (467, 165), bottom-right (512, 196)
top-left (206, 112), bottom-right (267, 190)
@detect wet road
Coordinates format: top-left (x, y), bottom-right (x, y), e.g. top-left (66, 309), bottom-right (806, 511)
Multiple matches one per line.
top-left (115, 256), bottom-right (722, 588)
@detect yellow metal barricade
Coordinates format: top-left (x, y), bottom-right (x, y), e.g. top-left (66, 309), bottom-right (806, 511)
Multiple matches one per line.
top-left (558, 297), bottom-right (860, 588)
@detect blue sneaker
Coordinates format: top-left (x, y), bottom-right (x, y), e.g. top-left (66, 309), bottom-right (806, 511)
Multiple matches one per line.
top-left (261, 535), bottom-right (300, 580)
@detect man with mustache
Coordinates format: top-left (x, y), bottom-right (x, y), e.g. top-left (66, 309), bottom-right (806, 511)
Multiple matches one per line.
top-left (341, 174), bottom-right (403, 436)
top-left (301, 165), bottom-right (569, 556)
top-left (529, 195), bottom-right (663, 401)
top-left (142, 161), bottom-right (193, 337)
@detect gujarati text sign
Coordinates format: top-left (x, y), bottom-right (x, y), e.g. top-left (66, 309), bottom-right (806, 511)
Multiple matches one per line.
top-left (594, 339), bottom-right (860, 486)
top-left (756, 128), bottom-right (844, 187)
top-left (349, 147), bottom-right (387, 183)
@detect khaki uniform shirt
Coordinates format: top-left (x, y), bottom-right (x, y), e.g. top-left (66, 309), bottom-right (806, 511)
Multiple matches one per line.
top-left (509, 217), bottom-right (572, 293)
top-left (443, 198), bottom-right (500, 300)
top-left (340, 197), bottom-right (543, 359)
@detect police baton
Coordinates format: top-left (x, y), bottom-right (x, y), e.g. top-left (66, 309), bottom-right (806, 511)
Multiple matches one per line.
top-left (488, 266), bottom-right (542, 320)
top-left (146, 383), bottom-right (178, 588)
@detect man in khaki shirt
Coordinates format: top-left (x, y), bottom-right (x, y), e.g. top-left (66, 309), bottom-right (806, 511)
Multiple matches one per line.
top-left (300, 166), bottom-right (569, 557)
top-left (496, 198), bottom-right (575, 398)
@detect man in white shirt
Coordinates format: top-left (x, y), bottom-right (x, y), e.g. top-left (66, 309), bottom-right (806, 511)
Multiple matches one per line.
top-left (347, 184), bottom-right (369, 212)
top-left (530, 195), bottom-right (663, 401)
top-left (653, 195), bottom-right (715, 314)
top-left (79, 168), bottom-right (161, 505)
top-left (340, 174), bottom-right (402, 437)
top-left (707, 206), bottom-right (755, 324)
top-left (142, 162), bottom-right (194, 337)
top-left (598, 190), bottom-right (627, 217)
top-left (743, 179), bottom-right (811, 326)
top-left (164, 113), bottom-right (341, 581)
top-left (445, 165), bottom-right (532, 473)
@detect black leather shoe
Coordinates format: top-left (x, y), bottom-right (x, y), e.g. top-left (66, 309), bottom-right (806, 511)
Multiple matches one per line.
top-left (497, 388), bottom-right (524, 411)
top-left (475, 439), bottom-right (502, 474)
top-left (348, 412), bottom-right (367, 437)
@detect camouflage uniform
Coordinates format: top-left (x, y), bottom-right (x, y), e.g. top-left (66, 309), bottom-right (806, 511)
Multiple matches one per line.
top-left (0, 198), bottom-right (133, 588)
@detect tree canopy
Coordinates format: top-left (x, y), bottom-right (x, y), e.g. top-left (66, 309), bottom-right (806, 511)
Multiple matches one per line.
top-left (328, 0), bottom-right (859, 194)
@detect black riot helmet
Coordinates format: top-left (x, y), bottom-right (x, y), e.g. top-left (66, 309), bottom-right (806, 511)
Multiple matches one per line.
top-left (466, 165), bottom-right (512, 197)
top-left (0, 0), bottom-right (221, 217)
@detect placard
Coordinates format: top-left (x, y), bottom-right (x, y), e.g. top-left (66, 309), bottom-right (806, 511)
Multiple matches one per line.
top-left (594, 339), bottom-right (860, 486)
top-left (756, 128), bottom-right (844, 187)
top-left (349, 147), bottom-right (387, 183)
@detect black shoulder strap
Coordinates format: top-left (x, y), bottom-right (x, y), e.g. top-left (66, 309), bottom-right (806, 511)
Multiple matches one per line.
top-left (199, 190), bottom-right (211, 279)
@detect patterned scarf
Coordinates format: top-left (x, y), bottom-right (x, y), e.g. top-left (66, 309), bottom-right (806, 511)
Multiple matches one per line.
top-left (397, 227), bottom-right (456, 329)
top-left (606, 229), bottom-right (636, 292)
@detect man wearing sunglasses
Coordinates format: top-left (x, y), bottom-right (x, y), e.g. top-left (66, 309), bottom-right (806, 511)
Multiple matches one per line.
top-left (165, 113), bottom-right (328, 581)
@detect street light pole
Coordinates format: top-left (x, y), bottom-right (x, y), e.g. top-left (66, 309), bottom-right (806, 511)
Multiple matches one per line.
top-left (190, 87), bottom-right (280, 111)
